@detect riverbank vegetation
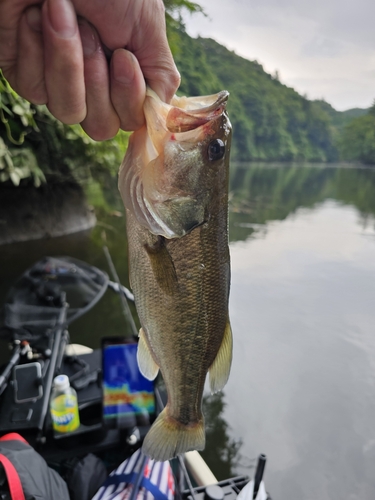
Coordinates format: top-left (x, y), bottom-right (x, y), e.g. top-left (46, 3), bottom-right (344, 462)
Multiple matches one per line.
top-left (0, 72), bottom-right (129, 187)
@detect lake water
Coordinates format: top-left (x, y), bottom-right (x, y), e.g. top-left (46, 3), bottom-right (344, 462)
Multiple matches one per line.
top-left (1, 163), bottom-right (375, 499)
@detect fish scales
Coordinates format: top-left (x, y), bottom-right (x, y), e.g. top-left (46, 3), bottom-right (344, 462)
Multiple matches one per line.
top-left (127, 209), bottom-right (229, 420)
top-left (119, 88), bottom-right (233, 461)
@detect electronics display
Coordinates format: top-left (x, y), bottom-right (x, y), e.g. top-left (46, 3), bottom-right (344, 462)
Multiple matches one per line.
top-left (101, 337), bottom-right (155, 427)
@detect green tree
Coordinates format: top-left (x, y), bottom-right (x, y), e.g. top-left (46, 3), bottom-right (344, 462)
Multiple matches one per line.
top-left (339, 101), bottom-right (375, 164)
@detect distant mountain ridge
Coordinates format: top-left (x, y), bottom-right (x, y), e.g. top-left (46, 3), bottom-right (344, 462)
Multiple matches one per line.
top-left (172, 28), bottom-right (370, 163)
top-left (313, 100), bottom-right (369, 130)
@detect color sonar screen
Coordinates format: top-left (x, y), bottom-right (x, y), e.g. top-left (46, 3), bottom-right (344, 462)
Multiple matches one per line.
top-left (102, 343), bottom-right (155, 421)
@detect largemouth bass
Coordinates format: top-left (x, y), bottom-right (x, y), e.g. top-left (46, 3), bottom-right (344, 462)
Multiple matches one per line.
top-left (118, 88), bottom-right (232, 462)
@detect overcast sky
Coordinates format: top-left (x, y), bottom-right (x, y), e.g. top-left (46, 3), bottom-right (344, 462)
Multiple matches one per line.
top-left (183, 0), bottom-right (375, 111)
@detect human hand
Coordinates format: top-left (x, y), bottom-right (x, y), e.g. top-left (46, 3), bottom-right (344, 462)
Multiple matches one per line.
top-left (0, 0), bottom-right (180, 140)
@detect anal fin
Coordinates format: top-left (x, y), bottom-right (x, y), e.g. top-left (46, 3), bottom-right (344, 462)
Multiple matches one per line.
top-left (137, 327), bottom-right (159, 380)
top-left (209, 319), bottom-right (233, 394)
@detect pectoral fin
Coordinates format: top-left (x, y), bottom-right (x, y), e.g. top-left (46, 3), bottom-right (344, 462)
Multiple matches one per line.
top-left (145, 236), bottom-right (178, 295)
top-left (137, 328), bottom-right (159, 380)
top-left (209, 319), bottom-right (233, 394)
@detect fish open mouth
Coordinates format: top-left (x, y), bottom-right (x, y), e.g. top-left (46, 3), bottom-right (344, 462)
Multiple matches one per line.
top-left (166, 91), bottom-right (229, 133)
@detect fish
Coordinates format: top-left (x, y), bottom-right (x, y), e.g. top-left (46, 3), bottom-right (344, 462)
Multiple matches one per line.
top-left (118, 87), bottom-right (233, 462)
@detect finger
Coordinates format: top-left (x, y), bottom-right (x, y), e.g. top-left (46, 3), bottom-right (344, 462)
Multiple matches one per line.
top-left (16, 7), bottom-right (47, 105)
top-left (42, 0), bottom-right (86, 124)
top-left (78, 20), bottom-right (120, 140)
top-left (140, 44), bottom-right (181, 104)
top-left (69, 0), bottom-right (180, 103)
top-left (124, 0), bottom-right (180, 103)
top-left (110, 48), bottom-right (146, 132)
top-left (0, 0), bottom-right (43, 90)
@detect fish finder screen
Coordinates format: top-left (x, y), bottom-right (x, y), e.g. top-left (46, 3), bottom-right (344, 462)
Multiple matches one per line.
top-left (102, 342), bottom-right (155, 423)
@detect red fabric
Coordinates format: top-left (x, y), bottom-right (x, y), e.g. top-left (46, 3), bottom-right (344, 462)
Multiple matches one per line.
top-left (0, 433), bottom-right (28, 444)
top-left (0, 453), bottom-right (26, 500)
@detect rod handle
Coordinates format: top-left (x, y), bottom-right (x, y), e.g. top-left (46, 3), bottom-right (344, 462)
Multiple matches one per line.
top-left (253, 454), bottom-right (267, 500)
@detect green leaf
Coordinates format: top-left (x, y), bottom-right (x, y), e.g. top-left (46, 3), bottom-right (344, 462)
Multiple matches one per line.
top-left (12, 104), bottom-right (26, 115)
top-left (9, 170), bottom-right (20, 186)
top-left (1, 104), bottom-right (13, 116)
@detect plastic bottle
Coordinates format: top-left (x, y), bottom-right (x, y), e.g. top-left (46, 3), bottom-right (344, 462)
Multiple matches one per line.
top-left (50, 374), bottom-right (80, 433)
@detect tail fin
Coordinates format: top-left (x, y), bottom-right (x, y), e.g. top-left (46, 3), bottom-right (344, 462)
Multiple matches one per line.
top-left (142, 407), bottom-right (205, 462)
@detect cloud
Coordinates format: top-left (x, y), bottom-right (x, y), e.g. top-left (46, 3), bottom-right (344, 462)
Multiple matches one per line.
top-left (184, 0), bottom-right (375, 109)
top-left (302, 36), bottom-right (345, 58)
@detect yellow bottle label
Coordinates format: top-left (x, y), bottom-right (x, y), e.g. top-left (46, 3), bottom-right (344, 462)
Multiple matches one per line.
top-left (51, 394), bottom-right (80, 433)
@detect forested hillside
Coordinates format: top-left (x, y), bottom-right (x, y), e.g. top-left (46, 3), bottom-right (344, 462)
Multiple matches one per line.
top-left (313, 100), bottom-right (368, 131)
top-left (338, 104), bottom-right (375, 164)
top-left (172, 30), bottom-right (339, 162)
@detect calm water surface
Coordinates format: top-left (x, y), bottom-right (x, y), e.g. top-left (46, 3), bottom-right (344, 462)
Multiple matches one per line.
top-left (1, 163), bottom-right (375, 499)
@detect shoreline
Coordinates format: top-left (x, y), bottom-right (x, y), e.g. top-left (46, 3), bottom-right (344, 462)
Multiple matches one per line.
top-left (0, 181), bottom-right (96, 246)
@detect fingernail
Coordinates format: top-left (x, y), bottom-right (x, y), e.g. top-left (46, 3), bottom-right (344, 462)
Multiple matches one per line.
top-left (26, 7), bottom-right (42, 32)
top-left (112, 49), bottom-right (135, 85)
top-left (48, 0), bottom-right (76, 38)
top-left (79, 21), bottom-right (98, 57)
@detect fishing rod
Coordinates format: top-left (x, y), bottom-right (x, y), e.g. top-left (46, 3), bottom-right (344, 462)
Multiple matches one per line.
top-left (0, 341), bottom-right (32, 396)
top-left (237, 453), bottom-right (268, 500)
top-left (37, 295), bottom-right (68, 443)
top-left (103, 245), bottom-right (138, 338)
top-left (128, 452), bottom-right (149, 500)
top-left (253, 454), bottom-right (266, 500)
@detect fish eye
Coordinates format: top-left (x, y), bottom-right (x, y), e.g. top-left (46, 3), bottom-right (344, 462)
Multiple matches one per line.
top-left (208, 139), bottom-right (225, 161)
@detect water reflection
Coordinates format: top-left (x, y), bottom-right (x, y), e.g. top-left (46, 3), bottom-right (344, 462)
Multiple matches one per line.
top-left (226, 163), bottom-right (375, 500)
top-left (229, 162), bottom-right (375, 242)
top-left (201, 393), bottom-right (243, 480)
